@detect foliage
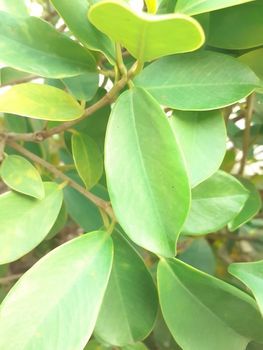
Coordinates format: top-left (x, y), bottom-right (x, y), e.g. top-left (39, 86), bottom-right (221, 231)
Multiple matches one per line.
top-left (0, 0), bottom-right (263, 349)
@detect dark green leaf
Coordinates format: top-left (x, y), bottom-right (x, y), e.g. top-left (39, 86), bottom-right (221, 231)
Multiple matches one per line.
top-left (63, 73), bottom-right (99, 101)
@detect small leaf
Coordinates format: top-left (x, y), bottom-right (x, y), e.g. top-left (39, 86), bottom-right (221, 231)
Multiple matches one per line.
top-left (105, 88), bottom-right (190, 257)
top-left (169, 110), bottom-right (226, 187)
top-left (0, 155), bottom-right (44, 199)
top-left (239, 48), bottom-right (263, 81)
top-left (0, 0), bottom-right (28, 16)
top-left (0, 231), bottom-right (113, 350)
top-left (72, 133), bottom-right (103, 189)
top-left (0, 11), bottom-right (96, 78)
top-left (63, 73), bottom-right (99, 101)
top-left (88, 0), bottom-right (205, 62)
top-left (135, 50), bottom-right (260, 110)
top-left (0, 182), bottom-right (63, 264)
top-left (95, 230), bottom-right (158, 345)
top-left (157, 258), bottom-right (263, 350)
top-left (0, 83), bottom-right (84, 121)
top-left (183, 171), bottom-right (249, 235)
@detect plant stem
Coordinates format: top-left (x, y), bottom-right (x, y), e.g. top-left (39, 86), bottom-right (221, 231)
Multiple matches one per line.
top-left (0, 273), bottom-right (23, 285)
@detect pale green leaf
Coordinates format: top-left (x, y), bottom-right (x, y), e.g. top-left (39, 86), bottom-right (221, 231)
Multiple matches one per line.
top-left (0, 11), bottom-right (96, 78)
top-left (45, 203), bottom-right (68, 240)
top-left (105, 87), bottom-right (190, 257)
top-left (63, 73), bottom-right (99, 101)
top-left (95, 230), bottom-right (158, 345)
top-left (0, 231), bottom-right (113, 350)
top-left (88, 0), bottom-right (205, 62)
top-left (158, 258), bottom-right (263, 350)
top-left (0, 83), bottom-right (84, 121)
top-left (183, 171), bottom-right (249, 235)
top-left (239, 48), bottom-right (263, 81)
top-left (0, 155), bottom-right (44, 199)
top-left (0, 0), bottom-right (28, 16)
top-left (135, 50), bottom-right (260, 110)
top-left (0, 182), bottom-right (63, 264)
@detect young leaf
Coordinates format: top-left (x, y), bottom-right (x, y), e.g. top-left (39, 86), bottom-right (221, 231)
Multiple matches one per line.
top-left (174, 0), bottom-right (255, 16)
top-left (0, 0), bottom-right (28, 16)
top-left (169, 110), bottom-right (226, 187)
top-left (229, 260), bottom-right (263, 317)
top-left (63, 73), bottom-right (99, 101)
top-left (208, 2), bottom-right (263, 50)
top-left (0, 11), bottom-right (96, 78)
top-left (239, 48), bottom-right (263, 81)
top-left (95, 230), bottom-right (158, 345)
top-left (183, 171), bottom-right (249, 235)
top-left (50, 0), bottom-right (115, 63)
top-left (135, 50), bottom-right (260, 110)
top-left (88, 0), bottom-right (205, 62)
top-left (157, 258), bottom-right (263, 350)
top-left (0, 155), bottom-right (44, 199)
top-left (228, 179), bottom-right (261, 231)
top-left (0, 83), bottom-right (84, 121)
top-left (105, 87), bottom-right (190, 257)
top-left (0, 182), bottom-right (63, 264)
top-left (72, 133), bottom-right (103, 190)
top-left (0, 231), bottom-right (113, 350)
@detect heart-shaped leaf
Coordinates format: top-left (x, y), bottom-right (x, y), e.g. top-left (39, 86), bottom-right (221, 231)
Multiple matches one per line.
top-left (88, 0), bottom-right (205, 62)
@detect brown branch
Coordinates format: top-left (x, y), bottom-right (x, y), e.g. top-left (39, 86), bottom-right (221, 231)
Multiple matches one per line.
top-left (0, 75), bottom-right (39, 88)
top-left (7, 141), bottom-right (116, 220)
top-left (0, 273), bottom-right (23, 285)
top-left (207, 232), bottom-right (263, 244)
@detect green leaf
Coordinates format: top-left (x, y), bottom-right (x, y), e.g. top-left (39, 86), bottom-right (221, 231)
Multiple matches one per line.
top-left (72, 133), bottom-right (103, 190)
top-left (0, 83), bottom-right (84, 121)
top-left (208, 1), bottom-right (263, 50)
top-left (229, 260), bottom-right (263, 317)
top-left (0, 155), bottom-right (44, 199)
top-left (123, 343), bottom-right (149, 350)
top-left (157, 258), bottom-right (263, 350)
top-left (63, 73), bottom-right (99, 101)
top-left (0, 231), bottom-right (113, 350)
top-left (105, 87), bottom-right (190, 257)
top-left (0, 182), bottom-right (63, 264)
top-left (183, 171), bottom-right (249, 235)
top-left (228, 179), bottom-right (261, 231)
top-left (88, 0), bottom-right (205, 62)
top-left (135, 50), bottom-right (259, 110)
top-left (145, 0), bottom-right (158, 13)
top-left (95, 230), bottom-right (158, 345)
top-left (84, 340), bottom-right (110, 350)
top-left (169, 110), bottom-right (226, 187)
top-left (0, 11), bottom-right (96, 78)
top-left (45, 202), bottom-right (68, 240)
top-left (239, 48), bottom-right (263, 81)
top-left (174, 0), bottom-right (255, 15)
top-left (50, 0), bottom-right (115, 63)
top-left (0, 0), bottom-right (28, 16)
top-left (0, 67), bottom-right (32, 86)
top-left (247, 342), bottom-right (263, 350)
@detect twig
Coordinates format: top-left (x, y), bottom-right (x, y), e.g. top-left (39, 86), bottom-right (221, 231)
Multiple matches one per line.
top-left (207, 232), bottom-right (263, 244)
top-left (0, 75), bottom-right (39, 88)
top-left (0, 273), bottom-right (23, 285)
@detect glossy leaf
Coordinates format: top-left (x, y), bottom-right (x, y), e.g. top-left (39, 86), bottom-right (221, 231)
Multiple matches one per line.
top-left (63, 73), bottom-right (99, 101)
top-left (50, 0), bottom-right (115, 63)
top-left (208, 2), bottom-right (263, 50)
top-left (72, 133), bottom-right (103, 189)
top-left (183, 171), bottom-right (249, 235)
top-left (169, 110), bottom-right (226, 187)
top-left (0, 231), bottom-right (113, 350)
top-left (0, 83), bottom-right (84, 121)
top-left (239, 48), bottom-right (263, 81)
top-left (174, 0), bottom-right (255, 15)
top-left (0, 11), bottom-right (96, 78)
top-left (105, 87), bottom-right (190, 257)
top-left (229, 260), bottom-right (263, 317)
top-left (0, 182), bottom-right (63, 264)
top-left (95, 230), bottom-right (158, 345)
top-left (158, 258), bottom-right (263, 350)
top-left (0, 155), bottom-right (44, 199)
top-left (135, 50), bottom-right (260, 110)
top-left (88, 0), bottom-right (205, 62)
top-left (0, 0), bottom-right (28, 16)
top-left (228, 179), bottom-right (261, 231)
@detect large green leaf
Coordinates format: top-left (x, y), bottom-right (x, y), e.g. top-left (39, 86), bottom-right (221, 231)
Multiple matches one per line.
top-left (0, 11), bottom-right (96, 78)
top-left (183, 171), bottom-right (249, 235)
top-left (135, 50), bottom-right (259, 110)
top-left (169, 110), bottom-right (226, 187)
top-left (229, 260), bottom-right (263, 317)
top-left (50, 0), bottom-right (115, 63)
top-left (0, 231), bottom-right (113, 350)
top-left (63, 73), bottom-right (99, 101)
top-left (72, 133), bottom-right (103, 190)
top-left (105, 87), bottom-right (190, 257)
top-left (88, 0), bottom-right (205, 62)
top-left (208, 1), bottom-right (263, 50)
top-left (157, 258), bottom-right (263, 350)
top-left (0, 83), bottom-right (84, 121)
top-left (95, 230), bottom-right (158, 345)
top-left (239, 49), bottom-right (263, 81)
top-left (0, 182), bottom-right (63, 264)
top-left (228, 179), bottom-right (261, 231)
top-left (0, 155), bottom-right (44, 199)
top-left (0, 0), bottom-right (28, 16)
top-left (174, 0), bottom-right (255, 15)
